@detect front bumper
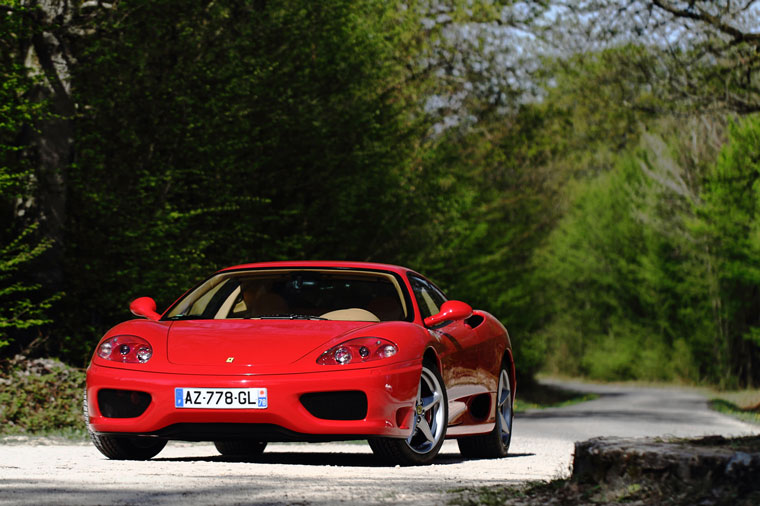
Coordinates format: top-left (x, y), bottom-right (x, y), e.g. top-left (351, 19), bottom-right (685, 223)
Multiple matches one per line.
top-left (86, 360), bottom-right (421, 440)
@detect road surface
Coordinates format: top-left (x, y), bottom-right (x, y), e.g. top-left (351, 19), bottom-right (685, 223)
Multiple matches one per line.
top-left (1, 381), bottom-right (757, 505)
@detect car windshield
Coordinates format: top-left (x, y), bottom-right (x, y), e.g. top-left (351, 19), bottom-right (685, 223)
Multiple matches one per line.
top-left (164, 269), bottom-right (409, 322)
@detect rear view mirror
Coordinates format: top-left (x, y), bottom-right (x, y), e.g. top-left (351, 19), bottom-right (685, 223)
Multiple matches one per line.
top-left (130, 297), bottom-right (161, 321)
top-left (424, 300), bottom-right (472, 327)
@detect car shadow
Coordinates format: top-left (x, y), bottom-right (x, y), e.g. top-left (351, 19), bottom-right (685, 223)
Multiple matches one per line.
top-left (154, 450), bottom-right (534, 467)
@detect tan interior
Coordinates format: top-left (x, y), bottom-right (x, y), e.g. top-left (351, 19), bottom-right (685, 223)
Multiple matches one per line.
top-left (319, 308), bottom-right (380, 322)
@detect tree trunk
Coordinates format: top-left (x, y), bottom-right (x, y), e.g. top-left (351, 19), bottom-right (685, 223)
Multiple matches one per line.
top-left (16, 0), bottom-right (78, 288)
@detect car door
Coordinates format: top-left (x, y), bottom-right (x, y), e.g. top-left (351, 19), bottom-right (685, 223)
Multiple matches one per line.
top-left (407, 274), bottom-right (484, 397)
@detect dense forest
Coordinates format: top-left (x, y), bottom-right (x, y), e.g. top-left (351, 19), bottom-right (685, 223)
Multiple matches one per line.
top-left (1, 0), bottom-right (759, 387)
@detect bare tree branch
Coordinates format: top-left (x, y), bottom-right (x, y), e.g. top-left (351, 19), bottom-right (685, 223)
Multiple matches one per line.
top-left (651, 0), bottom-right (760, 45)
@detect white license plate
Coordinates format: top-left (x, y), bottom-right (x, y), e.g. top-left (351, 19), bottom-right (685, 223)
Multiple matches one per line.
top-left (174, 388), bottom-right (268, 409)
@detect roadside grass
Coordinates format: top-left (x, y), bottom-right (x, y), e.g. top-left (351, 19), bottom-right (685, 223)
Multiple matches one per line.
top-left (515, 379), bottom-right (598, 412)
top-left (691, 384), bottom-right (760, 426)
top-left (1, 428), bottom-right (89, 444)
top-left (0, 356), bottom-right (86, 439)
top-left (526, 375), bottom-right (760, 426)
top-left (708, 398), bottom-right (760, 426)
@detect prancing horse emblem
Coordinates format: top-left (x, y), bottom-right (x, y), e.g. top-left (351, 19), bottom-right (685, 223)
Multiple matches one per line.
top-left (226, 357), bottom-right (234, 363)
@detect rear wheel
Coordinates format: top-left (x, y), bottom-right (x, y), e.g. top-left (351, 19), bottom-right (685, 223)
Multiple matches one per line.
top-left (369, 360), bottom-right (448, 465)
top-left (457, 364), bottom-right (513, 459)
top-left (214, 440), bottom-right (267, 456)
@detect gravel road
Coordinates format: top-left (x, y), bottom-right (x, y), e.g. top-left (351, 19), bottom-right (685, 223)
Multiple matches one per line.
top-left (1, 381), bottom-right (757, 505)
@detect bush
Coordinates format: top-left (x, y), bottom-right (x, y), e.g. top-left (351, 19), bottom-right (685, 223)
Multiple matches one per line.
top-left (0, 356), bottom-right (86, 435)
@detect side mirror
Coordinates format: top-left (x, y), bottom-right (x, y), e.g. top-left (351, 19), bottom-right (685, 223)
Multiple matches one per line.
top-left (130, 297), bottom-right (161, 321)
top-left (424, 300), bottom-right (472, 327)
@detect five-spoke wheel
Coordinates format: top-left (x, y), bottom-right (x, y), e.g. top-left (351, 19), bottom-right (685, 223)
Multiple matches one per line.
top-left (369, 360), bottom-right (448, 465)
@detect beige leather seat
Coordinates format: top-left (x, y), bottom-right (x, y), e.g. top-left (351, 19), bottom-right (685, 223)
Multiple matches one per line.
top-left (320, 308), bottom-right (380, 322)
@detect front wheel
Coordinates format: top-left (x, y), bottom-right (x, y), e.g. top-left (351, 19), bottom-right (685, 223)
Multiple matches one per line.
top-left (457, 365), bottom-right (513, 459)
top-left (90, 433), bottom-right (167, 460)
top-left (369, 360), bottom-right (448, 465)
top-left (84, 387), bottom-right (166, 460)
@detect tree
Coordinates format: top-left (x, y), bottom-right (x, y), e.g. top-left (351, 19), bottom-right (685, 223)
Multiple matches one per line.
top-left (0, 0), bottom-right (94, 289)
top-left (54, 0), bottom-right (483, 360)
top-left (0, 2), bottom-right (60, 352)
top-left (696, 116), bottom-right (760, 386)
top-left (546, 1), bottom-right (760, 114)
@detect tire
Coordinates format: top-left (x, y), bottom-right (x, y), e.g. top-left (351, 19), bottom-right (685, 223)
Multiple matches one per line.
top-left (457, 363), bottom-right (513, 459)
top-left (214, 440), bottom-right (268, 456)
top-left (90, 433), bottom-right (168, 460)
top-left (369, 360), bottom-right (448, 465)
top-left (83, 388), bottom-right (166, 460)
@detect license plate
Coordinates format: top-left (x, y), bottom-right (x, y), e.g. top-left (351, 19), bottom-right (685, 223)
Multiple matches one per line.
top-left (174, 388), bottom-right (268, 409)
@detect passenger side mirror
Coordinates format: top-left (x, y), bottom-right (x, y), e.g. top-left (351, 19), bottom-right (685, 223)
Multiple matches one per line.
top-left (130, 297), bottom-right (161, 321)
top-left (424, 300), bottom-right (472, 327)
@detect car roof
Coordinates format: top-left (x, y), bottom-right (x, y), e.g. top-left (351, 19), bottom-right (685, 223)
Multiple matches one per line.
top-left (218, 261), bottom-right (414, 276)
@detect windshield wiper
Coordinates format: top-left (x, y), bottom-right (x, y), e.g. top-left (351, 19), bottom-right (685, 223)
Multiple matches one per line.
top-left (254, 314), bottom-right (327, 320)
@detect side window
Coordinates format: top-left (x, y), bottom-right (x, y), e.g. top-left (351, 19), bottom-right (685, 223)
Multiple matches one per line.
top-left (409, 275), bottom-right (448, 320)
top-left (426, 282), bottom-right (447, 309)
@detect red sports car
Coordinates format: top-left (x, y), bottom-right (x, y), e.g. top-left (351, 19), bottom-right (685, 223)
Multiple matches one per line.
top-left (85, 261), bottom-right (515, 465)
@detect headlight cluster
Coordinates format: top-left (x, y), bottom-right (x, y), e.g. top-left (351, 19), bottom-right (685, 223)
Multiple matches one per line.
top-left (317, 337), bottom-right (397, 366)
top-left (97, 335), bottom-right (153, 364)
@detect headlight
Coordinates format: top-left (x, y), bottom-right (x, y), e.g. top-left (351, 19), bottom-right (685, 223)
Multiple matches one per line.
top-left (317, 337), bottom-right (398, 366)
top-left (97, 335), bottom-right (153, 364)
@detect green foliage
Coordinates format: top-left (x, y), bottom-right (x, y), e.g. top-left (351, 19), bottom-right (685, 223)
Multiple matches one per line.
top-left (407, 104), bottom-right (564, 380)
top-left (537, 113), bottom-right (760, 387)
top-left (522, 41), bottom-right (760, 386)
top-left (2, 0), bottom-right (548, 367)
top-left (696, 116), bottom-right (760, 386)
top-left (537, 159), bottom-right (664, 380)
top-left (514, 381), bottom-right (598, 412)
top-left (58, 0), bottom-right (461, 359)
top-left (0, 357), bottom-right (86, 434)
top-left (0, 0), bottom-right (45, 196)
top-left (0, 224), bottom-right (57, 350)
top-left (0, 1), bottom-right (60, 354)
top-left (3, 0), bottom-right (760, 392)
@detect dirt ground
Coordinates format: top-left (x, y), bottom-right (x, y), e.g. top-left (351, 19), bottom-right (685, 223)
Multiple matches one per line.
top-left (2, 382), bottom-right (757, 505)
top-left (0, 438), bottom-right (570, 505)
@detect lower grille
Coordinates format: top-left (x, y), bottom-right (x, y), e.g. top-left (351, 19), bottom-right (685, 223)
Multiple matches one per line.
top-left (300, 391), bottom-right (368, 420)
top-left (97, 389), bottom-right (151, 418)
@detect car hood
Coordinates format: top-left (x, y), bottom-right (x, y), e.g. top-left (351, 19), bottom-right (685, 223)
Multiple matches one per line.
top-left (166, 319), bottom-right (378, 367)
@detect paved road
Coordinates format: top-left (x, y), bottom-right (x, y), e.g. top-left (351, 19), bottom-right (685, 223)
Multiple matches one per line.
top-left (1, 382), bottom-right (757, 505)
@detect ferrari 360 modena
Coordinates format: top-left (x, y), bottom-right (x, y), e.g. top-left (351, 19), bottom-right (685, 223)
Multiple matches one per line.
top-left (85, 261), bottom-right (515, 465)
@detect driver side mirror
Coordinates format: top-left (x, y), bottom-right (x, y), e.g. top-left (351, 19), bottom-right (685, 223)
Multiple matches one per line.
top-left (130, 297), bottom-right (161, 321)
top-left (424, 300), bottom-right (472, 327)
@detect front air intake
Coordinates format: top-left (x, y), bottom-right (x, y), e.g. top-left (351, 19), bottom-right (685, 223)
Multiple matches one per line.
top-left (97, 389), bottom-right (151, 418)
top-left (300, 391), bottom-right (368, 420)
